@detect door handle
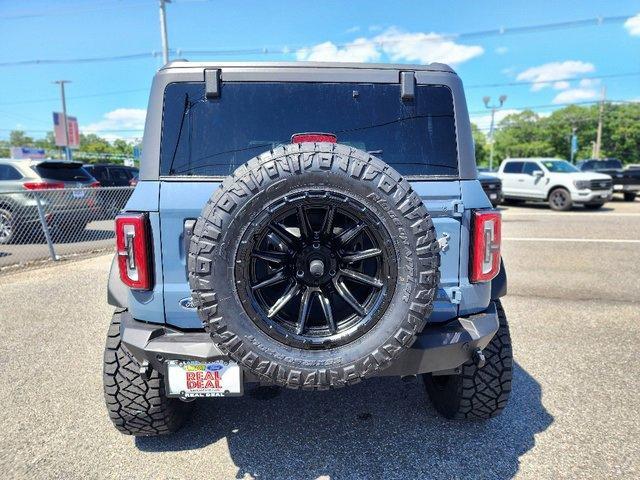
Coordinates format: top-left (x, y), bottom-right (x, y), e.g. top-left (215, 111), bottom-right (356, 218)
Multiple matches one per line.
top-left (518, 179), bottom-right (525, 182)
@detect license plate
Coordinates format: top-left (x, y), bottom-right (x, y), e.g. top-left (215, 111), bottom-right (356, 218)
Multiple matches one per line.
top-left (72, 189), bottom-right (85, 199)
top-left (166, 360), bottom-right (242, 397)
top-left (489, 193), bottom-right (498, 200)
top-left (601, 194), bottom-right (608, 198)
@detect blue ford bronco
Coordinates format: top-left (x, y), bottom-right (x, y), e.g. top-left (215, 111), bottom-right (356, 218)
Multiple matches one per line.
top-left (104, 61), bottom-right (511, 435)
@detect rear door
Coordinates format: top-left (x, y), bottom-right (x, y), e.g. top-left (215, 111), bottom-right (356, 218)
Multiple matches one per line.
top-left (158, 78), bottom-right (462, 329)
top-left (500, 161), bottom-right (525, 197)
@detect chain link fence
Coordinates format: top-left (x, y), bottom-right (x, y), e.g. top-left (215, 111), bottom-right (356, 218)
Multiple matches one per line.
top-left (0, 187), bottom-right (134, 273)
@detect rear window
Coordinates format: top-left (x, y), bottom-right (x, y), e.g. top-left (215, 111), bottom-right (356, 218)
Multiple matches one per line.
top-left (503, 162), bottom-right (523, 174)
top-left (160, 82), bottom-right (458, 177)
top-left (34, 162), bottom-right (93, 182)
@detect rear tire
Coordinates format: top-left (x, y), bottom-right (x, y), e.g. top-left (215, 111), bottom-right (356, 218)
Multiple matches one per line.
top-left (103, 309), bottom-right (193, 436)
top-left (623, 192), bottom-right (637, 202)
top-left (423, 300), bottom-right (512, 419)
top-left (0, 207), bottom-right (16, 245)
top-left (548, 188), bottom-right (572, 211)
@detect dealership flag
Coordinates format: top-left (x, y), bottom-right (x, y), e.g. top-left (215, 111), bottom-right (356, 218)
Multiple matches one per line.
top-left (53, 112), bottom-right (80, 149)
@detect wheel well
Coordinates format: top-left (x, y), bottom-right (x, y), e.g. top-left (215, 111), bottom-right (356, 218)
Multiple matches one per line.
top-left (546, 185), bottom-right (569, 200)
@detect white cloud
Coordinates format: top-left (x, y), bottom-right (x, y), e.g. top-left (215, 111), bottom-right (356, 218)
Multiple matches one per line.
top-left (553, 81), bottom-right (570, 90)
top-left (552, 87), bottom-right (598, 104)
top-left (296, 27), bottom-right (484, 66)
top-left (516, 61), bottom-right (595, 91)
top-left (495, 46), bottom-right (508, 55)
top-left (82, 108), bottom-right (146, 140)
top-left (295, 38), bottom-right (380, 63)
top-left (345, 26), bottom-right (360, 34)
top-left (624, 13), bottom-right (640, 36)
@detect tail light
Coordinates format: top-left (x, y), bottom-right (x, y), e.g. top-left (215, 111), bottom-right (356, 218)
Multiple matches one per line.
top-left (470, 211), bottom-right (501, 283)
top-left (89, 181), bottom-right (101, 187)
top-left (129, 177), bottom-right (138, 187)
top-left (291, 132), bottom-right (337, 143)
top-left (115, 213), bottom-right (152, 290)
top-left (23, 181), bottom-right (65, 190)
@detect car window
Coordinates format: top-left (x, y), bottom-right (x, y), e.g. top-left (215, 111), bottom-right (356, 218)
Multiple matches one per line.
top-left (0, 164), bottom-right (23, 181)
top-left (111, 168), bottom-right (130, 182)
top-left (541, 160), bottom-right (579, 173)
top-left (503, 162), bottom-right (524, 174)
top-left (522, 162), bottom-right (539, 175)
top-left (33, 162), bottom-right (93, 182)
top-left (160, 82), bottom-right (459, 177)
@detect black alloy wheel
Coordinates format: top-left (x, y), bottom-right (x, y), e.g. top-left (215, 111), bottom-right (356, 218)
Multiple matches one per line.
top-left (237, 191), bottom-right (396, 350)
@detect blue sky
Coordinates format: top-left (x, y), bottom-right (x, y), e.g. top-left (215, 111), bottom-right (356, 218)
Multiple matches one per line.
top-left (0, 0), bottom-right (639, 141)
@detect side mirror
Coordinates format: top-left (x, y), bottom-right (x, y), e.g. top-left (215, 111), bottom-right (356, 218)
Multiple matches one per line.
top-left (533, 170), bottom-right (544, 178)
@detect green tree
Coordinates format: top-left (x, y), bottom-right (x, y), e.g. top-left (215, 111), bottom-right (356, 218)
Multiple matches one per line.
top-left (470, 123), bottom-right (488, 166)
top-left (493, 110), bottom-right (554, 161)
top-left (9, 130), bottom-right (34, 147)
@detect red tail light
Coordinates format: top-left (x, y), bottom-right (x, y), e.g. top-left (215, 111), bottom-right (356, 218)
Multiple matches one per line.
top-left (23, 181), bottom-right (65, 190)
top-left (291, 132), bottom-right (337, 144)
top-left (89, 181), bottom-right (101, 188)
top-left (470, 211), bottom-right (501, 283)
top-left (115, 213), bottom-right (152, 290)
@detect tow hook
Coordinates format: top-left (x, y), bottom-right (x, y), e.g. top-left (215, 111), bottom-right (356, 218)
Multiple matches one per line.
top-left (139, 360), bottom-right (152, 380)
top-left (472, 348), bottom-right (486, 368)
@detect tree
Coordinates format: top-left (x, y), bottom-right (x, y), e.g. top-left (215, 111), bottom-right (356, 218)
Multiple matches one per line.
top-left (492, 110), bottom-right (554, 161)
top-left (470, 123), bottom-right (488, 166)
top-left (9, 130), bottom-right (34, 147)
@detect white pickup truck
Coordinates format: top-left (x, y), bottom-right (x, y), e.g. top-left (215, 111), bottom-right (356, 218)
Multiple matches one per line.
top-left (497, 158), bottom-right (612, 211)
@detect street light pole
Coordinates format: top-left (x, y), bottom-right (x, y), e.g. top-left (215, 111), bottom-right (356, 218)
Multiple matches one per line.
top-left (53, 80), bottom-right (72, 161)
top-left (158, 0), bottom-right (171, 65)
top-left (483, 94), bottom-right (507, 171)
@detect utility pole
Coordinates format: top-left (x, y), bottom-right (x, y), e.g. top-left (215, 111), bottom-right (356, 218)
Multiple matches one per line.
top-left (594, 85), bottom-right (606, 159)
top-left (158, 0), bottom-right (171, 64)
top-left (53, 80), bottom-right (72, 161)
top-left (483, 95), bottom-right (507, 171)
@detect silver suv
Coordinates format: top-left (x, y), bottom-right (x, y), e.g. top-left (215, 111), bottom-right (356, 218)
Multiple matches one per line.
top-left (0, 158), bottom-right (98, 244)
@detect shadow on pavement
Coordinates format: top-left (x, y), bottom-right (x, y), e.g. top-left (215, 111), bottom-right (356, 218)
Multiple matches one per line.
top-left (137, 362), bottom-right (552, 479)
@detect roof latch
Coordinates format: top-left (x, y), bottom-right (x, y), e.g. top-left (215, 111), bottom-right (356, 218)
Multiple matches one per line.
top-left (400, 71), bottom-right (415, 101)
top-left (205, 68), bottom-right (221, 99)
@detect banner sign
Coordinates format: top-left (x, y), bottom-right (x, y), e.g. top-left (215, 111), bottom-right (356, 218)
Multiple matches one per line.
top-left (53, 112), bottom-right (80, 148)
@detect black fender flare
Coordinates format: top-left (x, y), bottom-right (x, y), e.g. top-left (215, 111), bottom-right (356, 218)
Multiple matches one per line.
top-left (491, 258), bottom-right (507, 299)
top-left (107, 255), bottom-right (128, 307)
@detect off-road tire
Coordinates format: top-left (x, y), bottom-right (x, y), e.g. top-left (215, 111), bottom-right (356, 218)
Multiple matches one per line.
top-left (548, 187), bottom-right (572, 211)
top-left (423, 300), bottom-right (512, 419)
top-left (623, 192), bottom-right (636, 202)
top-left (189, 143), bottom-right (440, 390)
top-left (103, 309), bottom-right (193, 435)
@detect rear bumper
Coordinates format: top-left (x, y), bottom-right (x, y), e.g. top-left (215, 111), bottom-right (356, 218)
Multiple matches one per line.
top-left (118, 302), bottom-right (500, 385)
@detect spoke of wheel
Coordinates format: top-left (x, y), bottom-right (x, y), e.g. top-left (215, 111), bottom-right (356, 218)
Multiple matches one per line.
top-left (296, 206), bottom-right (310, 240)
top-left (267, 282), bottom-right (300, 318)
top-left (336, 223), bottom-right (365, 247)
top-left (251, 250), bottom-right (288, 264)
top-left (268, 222), bottom-right (298, 249)
top-left (296, 287), bottom-right (313, 335)
top-left (266, 232), bottom-right (290, 252)
top-left (251, 270), bottom-right (287, 291)
top-left (317, 291), bottom-right (336, 334)
top-left (342, 248), bottom-right (382, 264)
top-left (321, 206), bottom-right (336, 238)
top-left (339, 268), bottom-right (383, 288)
top-left (333, 278), bottom-right (366, 316)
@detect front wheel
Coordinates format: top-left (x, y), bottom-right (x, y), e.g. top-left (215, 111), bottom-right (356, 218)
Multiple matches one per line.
top-left (548, 188), bottom-right (572, 211)
top-left (623, 192), bottom-right (637, 202)
top-left (423, 300), bottom-right (512, 419)
top-left (103, 309), bottom-right (193, 435)
top-left (0, 207), bottom-right (15, 245)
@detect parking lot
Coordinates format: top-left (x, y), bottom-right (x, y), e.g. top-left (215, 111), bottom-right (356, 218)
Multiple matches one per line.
top-left (0, 200), bottom-right (638, 479)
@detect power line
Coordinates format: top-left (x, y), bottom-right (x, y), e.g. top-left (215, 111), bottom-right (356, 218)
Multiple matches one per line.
top-left (0, 13), bottom-right (634, 68)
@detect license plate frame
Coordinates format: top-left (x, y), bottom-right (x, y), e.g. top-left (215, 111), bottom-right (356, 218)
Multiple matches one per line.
top-left (166, 360), bottom-right (243, 398)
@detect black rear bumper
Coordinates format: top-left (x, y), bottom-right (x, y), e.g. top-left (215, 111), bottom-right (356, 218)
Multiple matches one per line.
top-left (119, 302), bottom-right (500, 385)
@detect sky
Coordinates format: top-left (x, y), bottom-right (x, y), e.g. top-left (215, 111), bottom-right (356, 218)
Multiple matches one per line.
top-left (0, 0), bottom-right (639, 142)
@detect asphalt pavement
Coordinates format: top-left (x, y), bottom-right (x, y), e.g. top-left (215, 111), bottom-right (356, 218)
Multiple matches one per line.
top-left (0, 200), bottom-right (638, 479)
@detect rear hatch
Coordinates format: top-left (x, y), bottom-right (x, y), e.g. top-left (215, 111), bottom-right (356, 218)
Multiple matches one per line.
top-left (157, 80), bottom-right (463, 329)
top-left (32, 161), bottom-right (97, 213)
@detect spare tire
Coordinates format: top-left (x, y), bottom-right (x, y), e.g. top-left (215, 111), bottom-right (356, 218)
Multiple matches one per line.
top-left (188, 143), bottom-right (439, 389)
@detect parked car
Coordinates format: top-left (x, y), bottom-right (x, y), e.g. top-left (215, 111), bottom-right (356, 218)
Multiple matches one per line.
top-left (83, 164), bottom-right (138, 216)
top-left (575, 158), bottom-right (640, 201)
top-left (104, 61), bottom-right (511, 436)
top-left (0, 158), bottom-right (99, 244)
top-left (478, 172), bottom-right (502, 207)
top-left (497, 157), bottom-right (612, 211)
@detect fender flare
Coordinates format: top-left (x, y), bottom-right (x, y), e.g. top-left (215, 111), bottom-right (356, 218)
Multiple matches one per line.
top-left (491, 258), bottom-right (507, 299)
top-left (107, 255), bottom-right (128, 307)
